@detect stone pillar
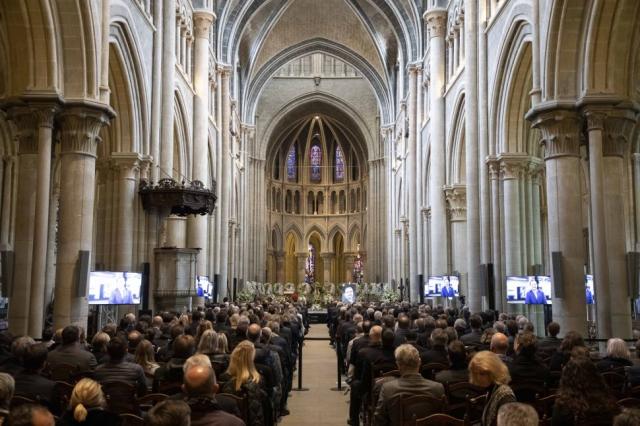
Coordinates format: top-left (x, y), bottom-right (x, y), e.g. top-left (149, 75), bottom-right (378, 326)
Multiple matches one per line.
top-left (112, 153), bottom-right (141, 272)
top-left (464, 0), bottom-right (481, 311)
top-left (28, 105), bottom-right (58, 338)
top-left (407, 64), bottom-right (419, 301)
top-left (150, 0), bottom-right (163, 182)
top-left (321, 253), bottom-right (334, 284)
top-left (529, 161), bottom-right (544, 266)
top-left (218, 66), bottom-right (232, 298)
top-left (634, 153), bottom-right (640, 251)
top-left (0, 156), bottom-right (15, 250)
top-left (530, 109), bottom-right (586, 336)
top-left (54, 106), bottom-right (111, 330)
top-left (99, 0), bottom-right (111, 103)
top-left (499, 154), bottom-right (529, 277)
top-left (394, 228), bottom-right (402, 284)
top-left (445, 185), bottom-right (468, 296)
top-left (7, 109), bottom-right (37, 335)
top-left (487, 157), bottom-right (504, 311)
top-left (44, 184), bottom-right (59, 315)
top-left (584, 111), bottom-right (612, 338)
top-left (160, 0), bottom-right (176, 177)
top-left (296, 253), bottom-right (307, 285)
top-left (424, 8), bottom-right (448, 276)
top-left (602, 112), bottom-right (635, 338)
top-left (275, 252), bottom-right (284, 284)
top-left (187, 8), bottom-right (215, 280)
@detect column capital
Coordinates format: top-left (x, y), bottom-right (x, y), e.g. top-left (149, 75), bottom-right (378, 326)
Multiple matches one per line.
top-left (497, 153), bottom-right (530, 180)
top-left (111, 152), bottom-right (142, 179)
top-left (192, 10), bottom-right (216, 39)
top-left (57, 104), bottom-right (113, 157)
top-left (421, 206), bottom-right (431, 219)
top-left (444, 184), bottom-right (467, 222)
top-left (486, 156), bottom-right (501, 180)
top-left (217, 64), bottom-right (233, 77)
top-left (603, 112), bottom-right (636, 158)
top-left (394, 228), bottom-right (402, 236)
top-left (527, 158), bottom-right (544, 182)
top-left (528, 108), bottom-right (582, 159)
top-left (407, 62), bottom-right (422, 74)
top-left (8, 107), bottom-right (37, 154)
top-left (423, 9), bottom-right (448, 38)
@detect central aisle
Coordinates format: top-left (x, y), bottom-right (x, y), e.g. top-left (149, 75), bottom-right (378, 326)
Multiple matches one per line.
top-left (281, 325), bottom-right (349, 425)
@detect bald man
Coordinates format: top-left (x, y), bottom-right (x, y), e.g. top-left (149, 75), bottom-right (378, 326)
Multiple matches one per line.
top-left (491, 332), bottom-right (512, 364)
top-left (183, 365), bottom-right (245, 426)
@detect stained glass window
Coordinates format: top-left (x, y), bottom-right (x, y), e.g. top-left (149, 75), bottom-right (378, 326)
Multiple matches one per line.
top-left (310, 143), bottom-right (322, 182)
top-left (335, 145), bottom-right (345, 182)
top-left (286, 145), bottom-right (297, 181)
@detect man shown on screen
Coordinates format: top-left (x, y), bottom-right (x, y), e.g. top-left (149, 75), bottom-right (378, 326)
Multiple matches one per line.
top-left (442, 276), bottom-right (454, 298)
top-left (342, 285), bottom-right (355, 304)
top-left (525, 278), bottom-right (545, 304)
top-left (109, 274), bottom-right (134, 304)
top-left (586, 285), bottom-right (594, 305)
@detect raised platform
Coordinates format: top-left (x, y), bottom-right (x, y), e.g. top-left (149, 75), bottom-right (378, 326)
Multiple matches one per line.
top-left (308, 309), bottom-right (328, 324)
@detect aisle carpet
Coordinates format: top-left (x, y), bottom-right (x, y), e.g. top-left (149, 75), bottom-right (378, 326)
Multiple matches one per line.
top-left (281, 325), bottom-right (349, 425)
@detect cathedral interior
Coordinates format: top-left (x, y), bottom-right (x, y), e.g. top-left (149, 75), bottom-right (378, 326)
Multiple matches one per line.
top-left (0, 0), bottom-right (638, 344)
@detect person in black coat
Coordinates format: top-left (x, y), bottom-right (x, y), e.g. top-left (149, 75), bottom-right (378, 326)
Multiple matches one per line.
top-left (508, 332), bottom-right (549, 402)
top-left (420, 328), bottom-right (450, 366)
top-left (596, 338), bottom-right (633, 372)
top-left (13, 343), bottom-right (57, 415)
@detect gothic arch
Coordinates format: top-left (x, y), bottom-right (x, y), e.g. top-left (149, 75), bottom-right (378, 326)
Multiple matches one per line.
top-left (305, 225), bottom-right (326, 249)
top-left (172, 90), bottom-right (190, 181)
top-left (283, 223), bottom-right (303, 248)
top-left (348, 224), bottom-right (361, 251)
top-left (447, 93), bottom-right (466, 184)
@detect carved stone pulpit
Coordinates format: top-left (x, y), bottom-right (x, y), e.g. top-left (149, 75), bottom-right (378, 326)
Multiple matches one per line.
top-left (153, 247), bottom-right (199, 312)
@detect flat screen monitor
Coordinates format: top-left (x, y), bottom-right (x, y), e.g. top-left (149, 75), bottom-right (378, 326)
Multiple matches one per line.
top-left (341, 284), bottom-right (356, 304)
top-left (196, 275), bottom-right (212, 298)
top-left (88, 271), bottom-right (142, 305)
top-left (506, 276), bottom-right (551, 304)
top-left (585, 274), bottom-right (595, 304)
top-left (424, 276), bottom-right (459, 297)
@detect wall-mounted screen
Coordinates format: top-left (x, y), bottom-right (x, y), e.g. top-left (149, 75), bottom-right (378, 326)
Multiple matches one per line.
top-left (196, 275), bottom-right (212, 298)
top-left (585, 275), bottom-right (595, 305)
top-left (506, 276), bottom-right (552, 304)
top-left (424, 276), bottom-right (459, 297)
top-left (88, 271), bottom-right (142, 305)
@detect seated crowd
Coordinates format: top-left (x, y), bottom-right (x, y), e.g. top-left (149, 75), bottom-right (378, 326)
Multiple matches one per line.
top-left (0, 300), bottom-right (308, 426)
top-left (330, 301), bottom-right (640, 426)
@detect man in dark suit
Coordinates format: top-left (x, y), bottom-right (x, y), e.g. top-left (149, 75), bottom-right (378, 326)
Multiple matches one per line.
top-left (14, 343), bottom-right (57, 414)
top-left (374, 344), bottom-right (445, 425)
top-left (393, 315), bottom-right (411, 347)
top-left (460, 315), bottom-right (483, 348)
top-left (537, 322), bottom-right (561, 358)
top-left (47, 325), bottom-right (97, 373)
top-left (350, 325), bottom-right (385, 426)
top-left (508, 332), bottom-right (548, 401)
top-left (93, 337), bottom-right (147, 397)
top-left (420, 328), bottom-right (449, 366)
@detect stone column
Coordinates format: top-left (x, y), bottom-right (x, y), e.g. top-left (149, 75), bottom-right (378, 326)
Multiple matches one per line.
top-left (445, 185), bottom-right (468, 295)
top-left (602, 111), bottom-right (635, 338)
top-left (464, 0), bottom-right (481, 311)
top-left (530, 109), bottom-right (587, 336)
top-left (296, 253), bottom-right (307, 285)
top-left (487, 157), bottom-right (504, 311)
top-left (187, 8), bottom-right (215, 280)
top-left (150, 0), bottom-right (163, 182)
top-left (499, 154), bottom-right (529, 277)
top-left (54, 106), bottom-right (111, 330)
top-left (218, 66), bottom-right (232, 298)
top-left (28, 104), bottom-right (58, 338)
top-left (321, 253), bottom-right (334, 285)
top-left (275, 252), bottom-right (284, 284)
top-left (584, 111), bottom-right (612, 338)
top-left (407, 64), bottom-right (419, 301)
top-left (422, 208), bottom-right (431, 279)
top-left (394, 228), bottom-right (402, 284)
top-left (529, 162), bottom-right (544, 266)
top-left (44, 184), bottom-right (59, 315)
top-left (424, 8), bottom-right (448, 276)
top-left (160, 0), bottom-right (176, 177)
top-left (634, 153), bottom-right (640, 251)
top-left (112, 153), bottom-right (141, 272)
top-left (0, 156), bottom-right (15, 250)
top-left (7, 109), bottom-right (37, 335)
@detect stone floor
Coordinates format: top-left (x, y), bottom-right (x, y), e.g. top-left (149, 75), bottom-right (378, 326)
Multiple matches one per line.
top-left (281, 325), bottom-right (349, 425)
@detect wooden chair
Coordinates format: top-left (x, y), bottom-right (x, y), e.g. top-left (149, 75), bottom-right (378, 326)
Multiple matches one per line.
top-left (382, 369), bottom-right (401, 378)
top-left (617, 397), bottom-right (640, 409)
top-left (420, 363), bottom-right (449, 380)
top-left (464, 393), bottom-right (488, 425)
top-left (54, 381), bottom-right (74, 413)
top-left (10, 395), bottom-right (36, 409)
top-left (120, 413), bottom-right (144, 426)
top-left (398, 394), bottom-right (447, 426)
top-left (137, 393), bottom-right (169, 412)
top-left (445, 382), bottom-right (486, 419)
top-left (416, 413), bottom-right (466, 426)
top-left (101, 381), bottom-right (139, 415)
top-left (49, 363), bottom-right (78, 382)
top-left (364, 362), bottom-right (398, 425)
top-left (627, 384), bottom-right (640, 398)
top-left (156, 380), bottom-right (183, 396)
top-left (602, 372), bottom-right (627, 399)
top-left (534, 393), bottom-right (557, 423)
top-left (510, 380), bottom-right (547, 403)
top-left (218, 393), bottom-right (248, 423)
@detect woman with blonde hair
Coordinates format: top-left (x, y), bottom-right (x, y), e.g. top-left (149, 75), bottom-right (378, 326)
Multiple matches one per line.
top-left (60, 378), bottom-right (119, 425)
top-left (596, 337), bottom-right (633, 372)
top-left (469, 351), bottom-right (516, 426)
top-left (220, 341), bottom-right (266, 426)
top-left (135, 339), bottom-right (160, 389)
top-left (195, 320), bottom-right (213, 346)
top-left (90, 332), bottom-right (110, 365)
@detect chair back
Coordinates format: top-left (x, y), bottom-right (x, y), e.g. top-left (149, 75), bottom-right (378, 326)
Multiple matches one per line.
top-left (398, 394), bottom-right (447, 426)
top-left (49, 363), bottom-right (78, 382)
top-left (534, 393), bottom-right (557, 422)
top-left (416, 413), bottom-right (466, 426)
top-left (445, 382), bottom-right (486, 419)
top-left (627, 384), bottom-right (640, 398)
top-left (510, 380), bottom-right (547, 402)
top-left (617, 397), bottom-right (640, 409)
top-left (120, 413), bottom-right (144, 426)
top-left (156, 380), bottom-right (183, 395)
top-left (137, 393), bottom-right (169, 412)
top-left (101, 381), bottom-right (139, 415)
top-left (602, 372), bottom-right (627, 398)
top-left (464, 393), bottom-right (488, 425)
top-left (54, 381), bottom-right (74, 413)
top-left (421, 363), bottom-right (449, 380)
top-left (10, 395), bottom-right (36, 409)
top-left (218, 392), bottom-right (248, 423)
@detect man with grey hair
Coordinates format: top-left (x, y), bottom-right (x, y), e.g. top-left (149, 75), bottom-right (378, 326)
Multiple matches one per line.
top-left (374, 344), bottom-right (444, 426)
top-left (0, 372), bottom-right (14, 414)
top-left (496, 402), bottom-right (539, 426)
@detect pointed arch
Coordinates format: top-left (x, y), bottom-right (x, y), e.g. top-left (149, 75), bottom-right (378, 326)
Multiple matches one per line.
top-left (447, 92), bottom-right (466, 184)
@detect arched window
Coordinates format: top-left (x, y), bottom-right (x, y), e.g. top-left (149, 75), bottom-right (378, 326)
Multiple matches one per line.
top-left (286, 144), bottom-right (297, 182)
top-left (334, 145), bottom-right (345, 182)
top-left (310, 142), bottom-right (322, 182)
